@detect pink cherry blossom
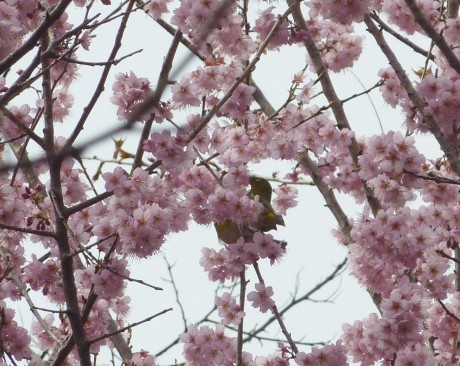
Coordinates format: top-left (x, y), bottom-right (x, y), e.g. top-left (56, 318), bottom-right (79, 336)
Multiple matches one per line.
top-left (4, 1), bottom-right (460, 365)
top-left (111, 71), bottom-right (152, 120)
top-left (129, 350), bottom-right (157, 366)
top-left (247, 283), bottom-right (275, 313)
top-left (180, 324), bottom-right (236, 365)
top-left (216, 292), bottom-right (245, 325)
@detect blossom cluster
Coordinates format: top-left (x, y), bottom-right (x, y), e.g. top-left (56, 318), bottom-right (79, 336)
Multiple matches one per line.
top-left (179, 324), bottom-right (236, 366)
top-left (200, 233), bottom-right (285, 283)
top-left (341, 277), bottom-right (431, 365)
top-left (170, 0), bottom-right (256, 59)
top-left (295, 341), bottom-right (348, 366)
top-left (2, 0), bottom-right (460, 365)
top-left (111, 71), bottom-right (152, 120)
top-left (216, 292), bottom-right (245, 325)
top-left (307, 0), bottom-right (375, 25)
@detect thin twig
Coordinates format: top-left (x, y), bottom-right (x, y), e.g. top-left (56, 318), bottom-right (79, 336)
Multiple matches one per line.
top-left (205, 318), bottom-right (328, 346)
top-left (104, 265), bottom-right (163, 291)
top-left (162, 256), bottom-right (188, 329)
top-left (88, 308), bottom-right (173, 344)
top-left (127, 0), bottom-right (235, 128)
top-left (244, 257), bottom-right (347, 344)
top-left (369, 13), bottom-right (435, 61)
top-left (57, 49), bottom-right (143, 66)
top-left (32, 307), bottom-right (67, 314)
top-left (435, 249), bottom-right (460, 264)
top-left (252, 262), bottom-right (299, 355)
top-left (154, 305), bottom-right (218, 357)
top-left (0, 223), bottom-right (55, 237)
top-left (297, 152), bottom-right (353, 242)
top-left (437, 298), bottom-right (460, 322)
top-left (65, 1), bottom-right (136, 149)
top-left (193, 146), bottom-right (223, 186)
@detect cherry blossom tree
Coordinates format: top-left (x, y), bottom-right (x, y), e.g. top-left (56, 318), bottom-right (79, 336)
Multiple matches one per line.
top-left (0, 0), bottom-right (460, 365)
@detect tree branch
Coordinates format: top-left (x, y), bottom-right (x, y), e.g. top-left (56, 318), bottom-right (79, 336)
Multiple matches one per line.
top-left (364, 15), bottom-right (460, 177)
top-left (404, 0), bottom-right (460, 74)
top-left (287, 0), bottom-right (382, 217)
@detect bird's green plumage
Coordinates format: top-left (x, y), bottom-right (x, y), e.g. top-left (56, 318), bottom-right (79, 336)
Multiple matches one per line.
top-left (214, 176), bottom-right (285, 244)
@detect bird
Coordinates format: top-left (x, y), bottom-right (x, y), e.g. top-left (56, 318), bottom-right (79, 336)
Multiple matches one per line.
top-left (214, 219), bottom-right (247, 245)
top-left (214, 176), bottom-right (285, 244)
top-left (248, 176), bottom-right (285, 232)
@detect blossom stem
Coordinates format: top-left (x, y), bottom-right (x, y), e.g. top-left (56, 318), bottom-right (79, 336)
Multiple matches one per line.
top-left (237, 269), bottom-right (246, 366)
top-left (253, 262), bottom-right (299, 355)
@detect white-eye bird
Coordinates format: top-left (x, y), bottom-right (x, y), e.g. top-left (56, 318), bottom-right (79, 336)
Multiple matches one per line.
top-left (214, 177), bottom-right (285, 244)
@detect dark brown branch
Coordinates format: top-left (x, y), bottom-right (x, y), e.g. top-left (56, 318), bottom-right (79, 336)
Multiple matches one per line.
top-left (151, 14), bottom-right (278, 119)
top-left (404, 0), bottom-right (460, 74)
top-left (131, 30), bottom-right (183, 171)
top-left (51, 242), bottom-right (117, 365)
top-left (403, 169), bottom-right (460, 185)
top-left (0, 107), bottom-right (44, 148)
top-left (128, 0), bottom-right (235, 133)
top-left (0, 14), bottom-right (99, 106)
top-left (0, 49), bottom-right (42, 107)
top-left (297, 152), bottom-right (353, 243)
top-left (9, 142), bottom-right (42, 187)
top-left (364, 15), bottom-right (460, 177)
top-left (288, 0), bottom-right (381, 217)
top-left (65, 191), bottom-right (113, 217)
top-left (0, 223), bottom-right (55, 238)
top-left (9, 108), bottom-right (44, 187)
top-left (42, 21), bottom-right (92, 363)
top-left (153, 17), bottom-right (205, 60)
top-left (237, 269), bottom-right (246, 365)
top-left (437, 298), bottom-right (460, 322)
top-left (65, 159), bottom-right (162, 217)
top-left (435, 249), bottom-right (460, 264)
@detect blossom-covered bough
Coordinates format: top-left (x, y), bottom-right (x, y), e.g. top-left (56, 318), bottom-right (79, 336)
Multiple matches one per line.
top-left (0, 0), bottom-right (459, 365)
